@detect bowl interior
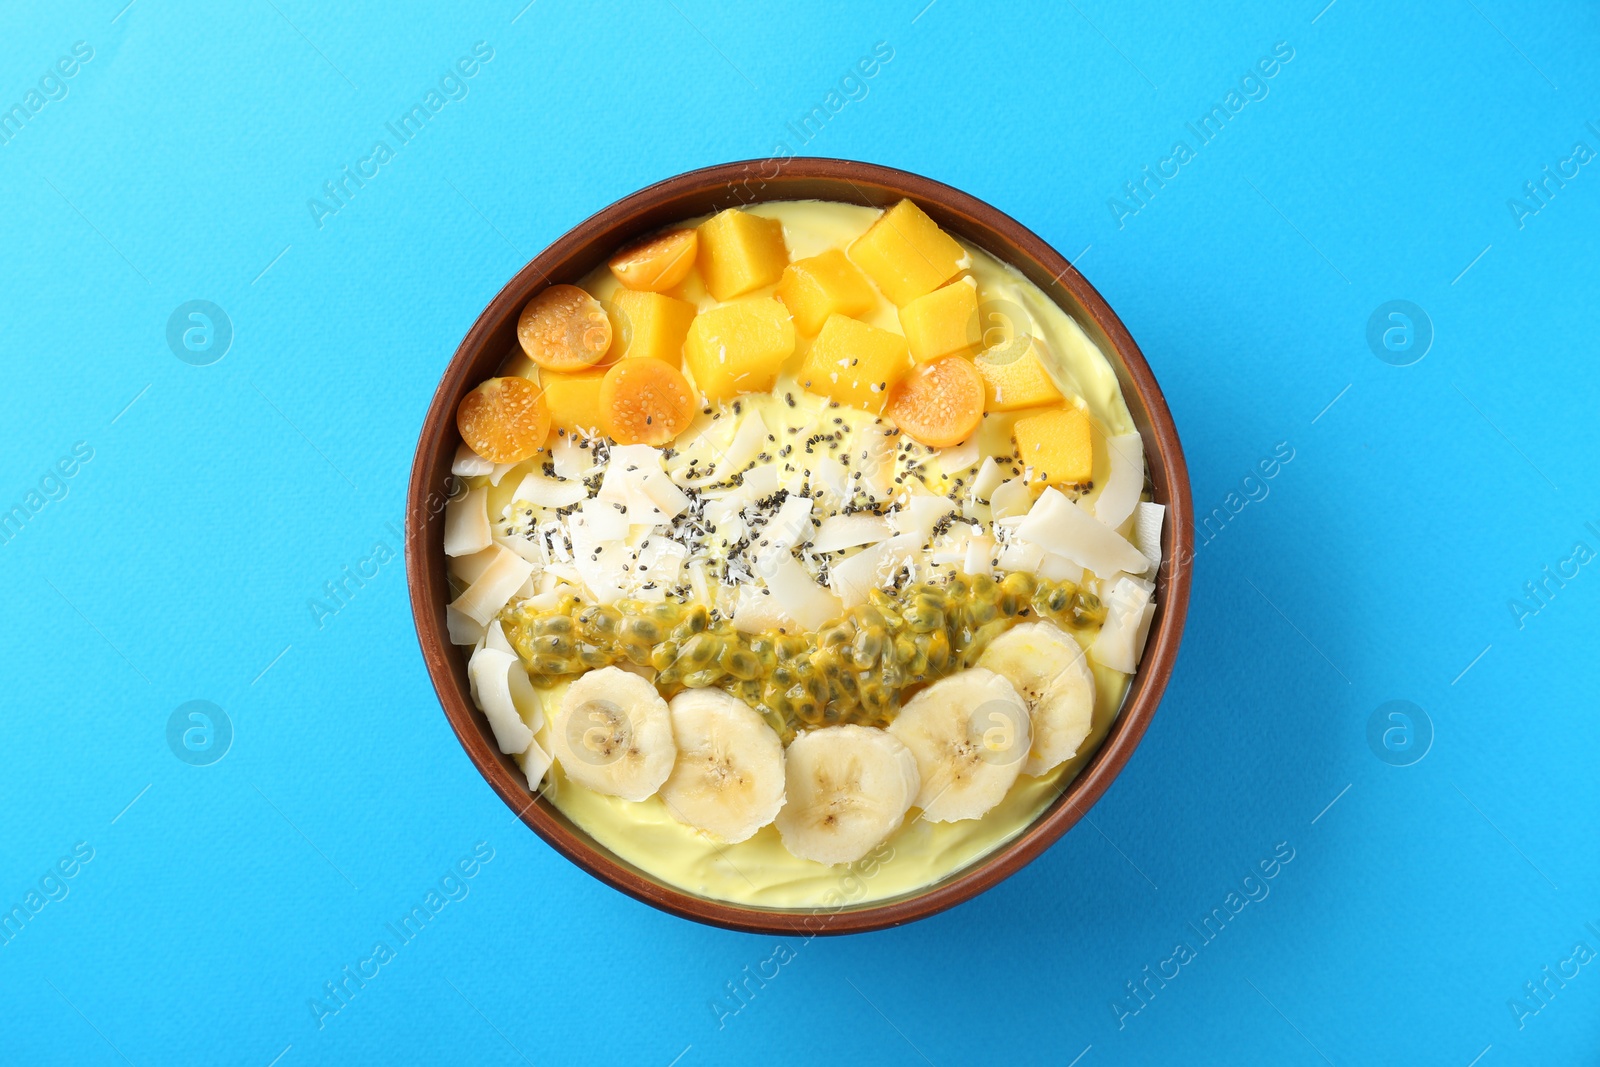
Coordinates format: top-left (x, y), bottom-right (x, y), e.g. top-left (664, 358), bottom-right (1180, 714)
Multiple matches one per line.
top-left (405, 158), bottom-right (1193, 934)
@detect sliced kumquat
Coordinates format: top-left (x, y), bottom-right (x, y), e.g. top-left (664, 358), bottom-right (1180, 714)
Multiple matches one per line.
top-left (608, 229), bottom-right (699, 292)
top-left (885, 354), bottom-right (985, 448)
top-left (456, 375), bottom-right (551, 463)
top-left (598, 358), bottom-right (697, 446)
top-left (517, 284), bottom-right (614, 370)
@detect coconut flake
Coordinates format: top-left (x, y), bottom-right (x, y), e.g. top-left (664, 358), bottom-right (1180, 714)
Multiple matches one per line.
top-left (990, 477), bottom-right (1033, 520)
top-left (937, 436), bottom-right (980, 477)
top-left (812, 513), bottom-right (894, 553)
top-left (1133, 502), bottom-right (1165, 567)
top-left (1018, 488), bottom-right (1152, 578)
top-left (452, 441), bottom-right (496, 477)
top-left (732, 583), bottom-right (791, 633)
top-left (444, 486), bottom-right (492, 557)
top-left (710, 408), bottom-right (769, 482)
top-left (829, 534), bottom-right (919, 607)
top-left (509, 471), bottom-right (588, 509)
top-left (892, 493), bottom-right (954, 542)
top-left (553, 435), bottom-right (597, 480)
top-left (755, 548), bottom-right (842, 630)
top-left (447, 604), bottom-right (486, 645)
top-left (1090, 576), bottom-right (1156, 673)
top-left (855, 423), bottom-right (895, 500)
top-left (449, 544), bottom-right (502, 585)
top-left (1036, 553), bottom-right (1085, 584)
top-left (762, 495), bottom-right (813, 553)
top-left (450, 545), bottom-right (534, 626)
top-left (521, 738), bottom-right (553, 790)
top-left (963, 533), bottom-right (995, 576)
top-left (568, 517), bottom-right (627, 604)
top-left (579, 497), bottom-right (628, 541)
top-left (467, 646), bottom-right (536, 755)
top-left (1094, 433), bottom-right (1145, 531)
top-left (639, 469), bottom-right (690, 522)
top-left (488, 462), bottom-right (518, 486)
top-left (995, 540), bottom-right (1044, 574)
top-left (970, 456), bottom-right (1004, 501)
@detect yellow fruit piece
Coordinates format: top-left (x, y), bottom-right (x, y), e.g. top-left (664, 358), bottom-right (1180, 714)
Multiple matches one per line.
top-left (538, 369), bottom-right (608, 437)
top-left (848, 199), bottom-right (966, 306)
top-left (899, 279), bottom-right (980, 362)
top-left (683, 297), bottom-right (796, 401)
top-left (973, 337), bottom-right (1065, 412)
top-left (696, 208), bottom-right (789, 301)
top-left (774, 249), bottom-right (876, 336)
top-left (608, 229), bottom-right (698, 292)
top-left (608, 289), bottom-right (696, 364)
top-left (798, 314), bottom-right (911, 414)
top-left (1012, 406), bottom-right (1093, 488)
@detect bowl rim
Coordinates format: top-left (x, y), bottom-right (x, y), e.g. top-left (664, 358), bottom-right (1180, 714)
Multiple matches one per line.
top-left (405, 157), bottom-right (1193, 935)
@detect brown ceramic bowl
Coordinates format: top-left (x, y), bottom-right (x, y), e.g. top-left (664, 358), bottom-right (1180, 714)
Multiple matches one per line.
top-left (405, 158), bottom-right (1192, 935)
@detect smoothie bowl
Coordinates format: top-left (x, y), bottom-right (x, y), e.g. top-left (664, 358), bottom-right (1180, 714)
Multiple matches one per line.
top-left (406, 159), bottom-right (1191, 934)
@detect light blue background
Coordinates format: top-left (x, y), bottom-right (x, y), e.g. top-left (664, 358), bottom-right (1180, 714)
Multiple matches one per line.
top-left (2, 0), bottom-right (1596, 1063)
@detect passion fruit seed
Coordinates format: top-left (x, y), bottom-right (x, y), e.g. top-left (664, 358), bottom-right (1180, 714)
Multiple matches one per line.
top-left (500, 573), bottom-right (1099, 736)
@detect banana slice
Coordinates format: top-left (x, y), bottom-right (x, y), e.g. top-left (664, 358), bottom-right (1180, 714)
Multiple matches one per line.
top-left (775, 725), bottom-right (920, 865)
top-left (658, 690), bottom-right (786, 843)
top-left (887, 668), bottom-right (1031, 822)
top-left (977, 621), bottom-right (1096, 776)
top-left (551, 666), bottom-right (676, 801)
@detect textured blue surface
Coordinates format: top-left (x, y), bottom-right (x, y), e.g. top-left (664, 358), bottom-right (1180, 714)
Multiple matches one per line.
top-left (2, 1), bottom-right (1596, 1064)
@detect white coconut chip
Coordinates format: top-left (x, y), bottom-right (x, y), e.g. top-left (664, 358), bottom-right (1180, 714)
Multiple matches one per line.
top-left (552, 435), bottom-right (597, 480)
top-left (811, 513), bottom-right (894, 554)
top-left (995, 540), bottom-right (1044, 574)
top-left (521, 738), bottom-right (553, 791)
top-left (709, 408), bottom-right (769, 483)
top-left (467, 646), bottom-right (536, 755)
top-left (937, 436), bottom-right (981, 477)
top-left (488, 462), bottom-right (518, 486)
top-left (1133, 501), bottom-right (1165, 567)
top-left (579, 497), bottom-right (629, 542)
top-left (731, 583), bottom-right (790, 634)
top-left (854, 423), bottom-right (895, 501)
top-left (1094, 433), bottom-right (1145, 532)
top-left (1036, 553), bottom-right (1085, 584)
top-left (1090, 576), bottom-right (1157, 673)
top-left (755, 548), bottom-right (842, 631)
top-left (990, 477), bottom-right (1033, 520)
top-left (447, 604), bottom-right (486, 645)
top-left (444, 486), bottom-right (492, 557)
top-left (970, 456), bottom-right (1005, 501)
top-left (451, 441), bottom-right (496, 478)
top-left (568, 518), bottom-right (627, 605)
top-left (449, 544), bottom-right (502, 585)
top-left (761, 495), bottom-right (813, 554)
top-left (963, 533), bottom-right (995, 576)
top-left (828, 534), bottom-right (920, 608)
top-left (639, 469), bottom-right (690, 522)
top-left (1018, 488), bottom-right (1152, 578)
top-left (449, 545), bottom-right (535, 626)
top-left (509, 471), bottom-right (588, 509)
top-left (892, 493), bottom-right (955, 542)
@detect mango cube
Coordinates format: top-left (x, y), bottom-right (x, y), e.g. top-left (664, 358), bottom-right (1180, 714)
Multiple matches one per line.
top-left (538, 369), bottom-right (607, 437)
top-left (608, 289), bottom-right (696, 364)
top-left (775, 249), bottom-right (876, 335)
top-left (848, 199), bottom-right (966, 306)
top-left (798, 314), bottom-right (911, 414)
top-left (696, 208), bottom-right (789, 301)
top-left (974, 336), bottom-right (1064, 412)
top-left (1013, 406), bottom-right (1093, 488)
top-left (899, 278), bottom-right (980, 362)
top-left (683, 297), bottom-right (796, 401)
